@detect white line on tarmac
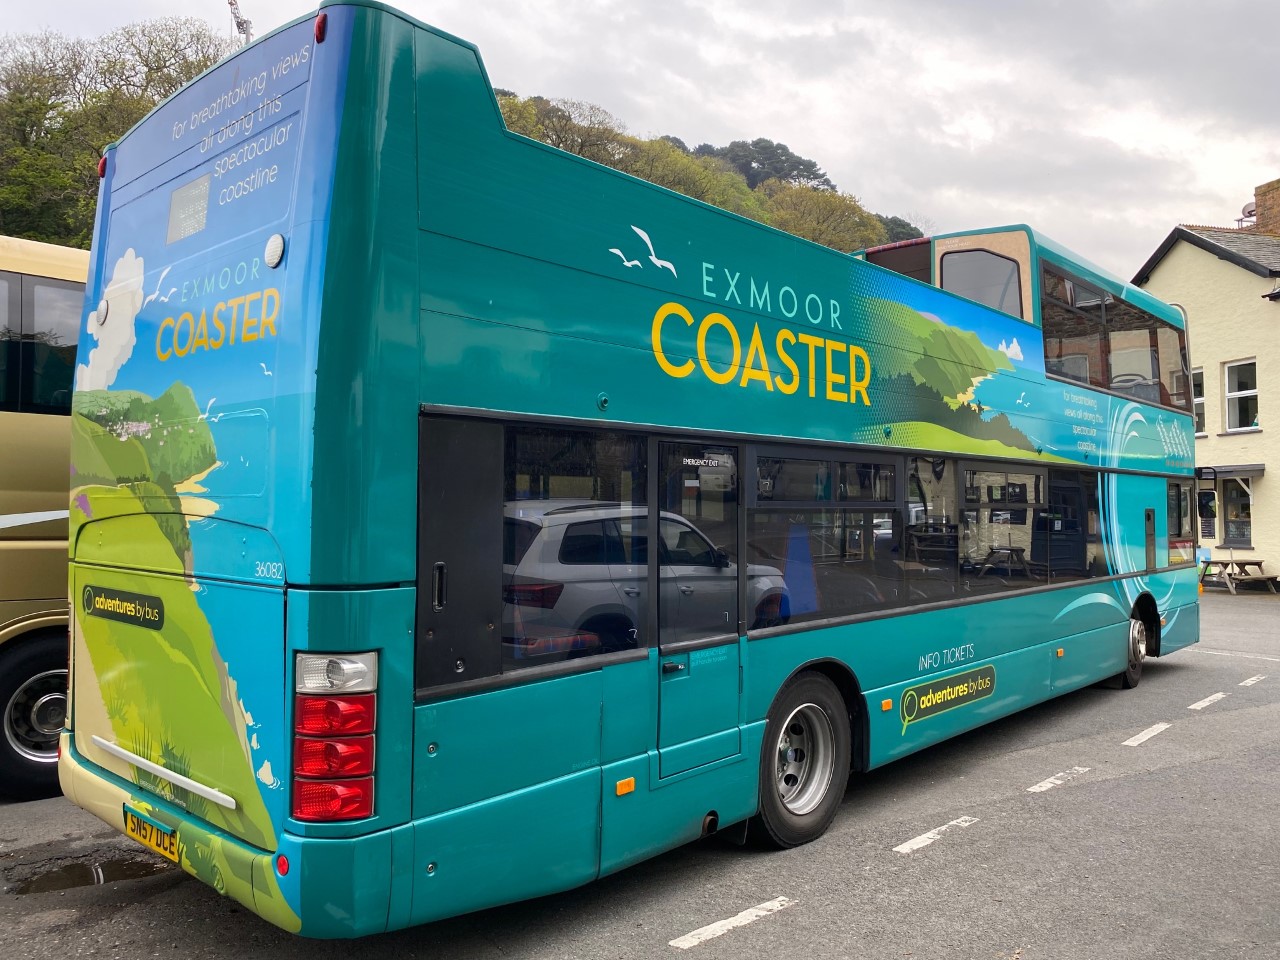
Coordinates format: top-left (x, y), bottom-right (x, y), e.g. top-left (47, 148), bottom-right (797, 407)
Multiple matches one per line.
top-left (893, 816), bottom-right (979, 854)
top-left (669, 897), bottom-right (796, 950)
top-left (1188, 692), bottom-right (1227, 710)
top-left (1193, 648), bottom-right (1280, 664)
top-left (1027, 766), bottom-right (1090, 793)
top-left (1240, 675), bottom-right (1267, 686)
top-left (1123, 722), bottom-right (1171, 746)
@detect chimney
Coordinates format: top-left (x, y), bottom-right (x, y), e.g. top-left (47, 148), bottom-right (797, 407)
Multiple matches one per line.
top-left (1254, 178), bottom-right (1280, 235)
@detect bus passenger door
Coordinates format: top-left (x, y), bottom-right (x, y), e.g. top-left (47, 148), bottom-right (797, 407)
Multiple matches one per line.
top-left (655, 442), bottom-right (742, 778)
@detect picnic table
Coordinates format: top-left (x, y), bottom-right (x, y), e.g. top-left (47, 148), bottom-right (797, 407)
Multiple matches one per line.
top-left (1200, 558), bottom-right (1279, 594)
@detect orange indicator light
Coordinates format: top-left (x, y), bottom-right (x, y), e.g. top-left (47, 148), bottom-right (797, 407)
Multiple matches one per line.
top-left (616, 777), bottom-right (635, 796)
top-left (1056, 648), bottom-right (1064, 658)
top-left (881, 699), bottom-right (892, 711)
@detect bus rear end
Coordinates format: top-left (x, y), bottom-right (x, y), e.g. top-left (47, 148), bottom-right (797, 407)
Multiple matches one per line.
top-left (58, 7), bottom-right (411, 936)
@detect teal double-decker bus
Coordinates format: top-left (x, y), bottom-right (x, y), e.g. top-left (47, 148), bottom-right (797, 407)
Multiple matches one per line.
top-left (60, 1), bottom-right (1198, 938)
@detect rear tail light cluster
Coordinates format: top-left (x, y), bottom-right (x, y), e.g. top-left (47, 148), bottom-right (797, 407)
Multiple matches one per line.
top-left (502, 580), bottom-right (564, 608)
top-left (292, 653), bottom-right (378, 822)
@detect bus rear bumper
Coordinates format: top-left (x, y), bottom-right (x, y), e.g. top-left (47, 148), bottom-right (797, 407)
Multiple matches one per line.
top-left (59, 734), bottom-right (406, 938)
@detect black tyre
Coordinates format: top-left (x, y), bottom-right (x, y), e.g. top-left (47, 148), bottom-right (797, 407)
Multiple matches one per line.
top-left (0, 632), bottom-right (68, 801)
top-left (1120, 617), bottom-right (1147, 689)
top-left (749, 671), bottom-right (851, 848)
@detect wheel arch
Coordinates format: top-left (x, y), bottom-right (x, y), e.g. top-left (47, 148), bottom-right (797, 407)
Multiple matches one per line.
top-left (772, 657), bottom-right (869, 774)
top-left (1131, 591), bottom-right (1161, 657)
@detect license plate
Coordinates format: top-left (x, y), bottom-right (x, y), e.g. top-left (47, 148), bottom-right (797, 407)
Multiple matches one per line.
top-left (123, 805), bottom-right (179, 863)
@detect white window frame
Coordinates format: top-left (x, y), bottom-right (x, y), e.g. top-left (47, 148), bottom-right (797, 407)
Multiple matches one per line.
top-left (1191, 368), bottom-right (1206, 436)
top-left (1224, 359), bottom-right (1259, 432)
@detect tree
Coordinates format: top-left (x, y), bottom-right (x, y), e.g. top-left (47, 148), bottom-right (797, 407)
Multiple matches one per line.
top-left (876, 214), bottom-right (925, 244)
top-left (616, 138), bottom-right (767, 222)
top-left (696, 137), bottom-right (835, 191)
top-left (527, 97), bottom-right (629, 166)
top-left (756, 179), bottom-right (887, 253)
top-left (0, 19), bottom-right (233, 246)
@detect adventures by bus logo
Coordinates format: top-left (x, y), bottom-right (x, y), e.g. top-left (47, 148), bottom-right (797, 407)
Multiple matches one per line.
top-left (82, 584), bottom-right (165, 630)
top-left (900, 666), bottom-right (995, 734)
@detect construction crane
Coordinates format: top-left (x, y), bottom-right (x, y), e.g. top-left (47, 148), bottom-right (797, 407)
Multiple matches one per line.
top-left (227, 0), bottom-right (253, 45)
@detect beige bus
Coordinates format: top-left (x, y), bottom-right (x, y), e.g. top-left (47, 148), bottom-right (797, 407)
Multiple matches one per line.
top-left (0, 235), bottom-right (87, 799)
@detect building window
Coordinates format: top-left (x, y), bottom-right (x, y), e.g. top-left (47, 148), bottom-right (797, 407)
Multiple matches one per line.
top-left (1223, 480), bottom-right (1252, 546)
top-left (1225, 360), bottom-right (1258, 431)
top-left (1191, 369), bottom-right (1205, 435)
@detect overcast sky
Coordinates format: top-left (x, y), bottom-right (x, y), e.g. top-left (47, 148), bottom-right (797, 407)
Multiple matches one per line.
top-left (9, 0), bottom-right (1278, 279)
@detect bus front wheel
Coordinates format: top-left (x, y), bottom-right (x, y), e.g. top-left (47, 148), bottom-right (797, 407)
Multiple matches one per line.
top-left (0, 631), bottom-right (68, 801)
top-left (749, 672), bottom-right (850, 848)
top-left (1120, 617), bottom-right (1147, 689)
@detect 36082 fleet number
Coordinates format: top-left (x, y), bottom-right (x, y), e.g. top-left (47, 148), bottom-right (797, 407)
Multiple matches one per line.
top-left (254, 561), bottom-right (284, 579)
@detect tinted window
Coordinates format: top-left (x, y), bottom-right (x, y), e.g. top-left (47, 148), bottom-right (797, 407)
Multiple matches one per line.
top-left (0, 271), bottom-right (16, 411)
top-left (559, 520), bottom-right (622, 565)
top-left (941, 249), bottom-right (1023, 319)
top-left (503, 518), bottom-right (539, 566)
top-left (27, 276), bottom-right (81, 413)
top-left (502, 426), bottom-right (647, 666)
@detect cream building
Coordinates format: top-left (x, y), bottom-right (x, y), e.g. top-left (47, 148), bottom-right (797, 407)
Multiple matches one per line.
top-left (1134, 179), bottom-right (1280, 567)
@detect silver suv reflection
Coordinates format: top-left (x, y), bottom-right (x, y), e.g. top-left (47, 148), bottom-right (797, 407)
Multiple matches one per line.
top-left (503, 500), bottom-right (788, 662)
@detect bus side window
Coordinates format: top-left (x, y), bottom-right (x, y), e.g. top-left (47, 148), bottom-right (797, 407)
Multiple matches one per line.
top-left (24, 274), bottom-right (83, 414)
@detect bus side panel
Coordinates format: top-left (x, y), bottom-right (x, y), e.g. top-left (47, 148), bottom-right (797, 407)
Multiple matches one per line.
top-left (1158, 593), bottom-right (1200, 656)
top-left (410, 770), bottom-right (600, 925)
top-left (599, 730), bottom-right (761, 878)
top-left (865, 642), bottom-right (1053, 767)
top-left (412, 673), bottom-right (603, 820)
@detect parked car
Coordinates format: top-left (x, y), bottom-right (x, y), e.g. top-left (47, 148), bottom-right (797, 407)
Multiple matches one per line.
top-left (502, 500), bottom-right (788, 662)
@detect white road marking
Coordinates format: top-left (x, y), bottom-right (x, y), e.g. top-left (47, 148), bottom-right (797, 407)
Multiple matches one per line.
top-left (1193, 648), bottom-right (1280, 664)
top-left (1027, 766), bottom-right (1090, 793)
top-left (1188, 692), bottom-right (1227, 711)
top-left (669, 897), bottom-right (796, 950)
top-left (1240, 675), bottom-right (1267, 686)
top-left (893, 816), bottom-right (979, 854)
top-left (1123, 722), bottom-right (1171, 746)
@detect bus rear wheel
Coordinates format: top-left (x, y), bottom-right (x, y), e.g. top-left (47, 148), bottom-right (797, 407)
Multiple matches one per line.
top-left (0, 632), bottom-right (68, 801)
top-left (749, 672), bottom-right (850, 848)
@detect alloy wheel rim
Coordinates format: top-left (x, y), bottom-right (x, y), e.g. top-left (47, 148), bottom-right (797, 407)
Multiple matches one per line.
top-left (775, 701), bottom-right (836, 815)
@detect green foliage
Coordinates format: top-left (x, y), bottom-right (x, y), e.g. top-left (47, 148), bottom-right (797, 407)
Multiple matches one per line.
top-left (0, 19), bottom-right (233, 246)
top-left (495, 89), bottom-right (924, 255)
top-left (757, 178), bottom-right (887, 253)
top-left (615, 138), bottom-right (768, 222)
top-left (877, 214), bottom-right (924, 244)
top-left (695, 137), bottom-right (835, 191)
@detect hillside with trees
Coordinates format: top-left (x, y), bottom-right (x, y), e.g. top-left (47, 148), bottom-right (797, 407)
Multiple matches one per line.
top-left (0, 20), bottom-right (923, 252)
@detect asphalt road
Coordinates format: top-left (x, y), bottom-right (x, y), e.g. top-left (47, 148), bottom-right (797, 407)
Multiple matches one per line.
top-left (3, 587), bottom-right (1278, 959)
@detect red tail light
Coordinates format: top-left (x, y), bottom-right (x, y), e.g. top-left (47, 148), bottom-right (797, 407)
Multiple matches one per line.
top-left (294, 735), bottom-right (375, 778)
top-left (295, 694), bottom-right (376, 735)
top-left (502, 581), bottom-right (564, 608)
top-left (292, 777), bottom-right (373, 821)
top-left (292, 655), bottom-right (378, 822)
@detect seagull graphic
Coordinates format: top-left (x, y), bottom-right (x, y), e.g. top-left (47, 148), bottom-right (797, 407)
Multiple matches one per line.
top-left (197, 397), bottom-right (217, 421)
top-left (260, 363), bottom-right (273, 376)
top-left (142, 265), bottom-right (176, 307)
top-left (1015, 392), bottom-right (1030, 407)
top-left (630, 225), bottom-right (677, 277)
top-left (608, 248), bottom-right (642, 268)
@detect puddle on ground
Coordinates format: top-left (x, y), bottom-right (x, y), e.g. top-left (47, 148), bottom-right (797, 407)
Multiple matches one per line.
top-left (13, 859), bottom-right (173, 895)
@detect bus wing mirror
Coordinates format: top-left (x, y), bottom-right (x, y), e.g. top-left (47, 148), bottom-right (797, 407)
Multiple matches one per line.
top-left (1197, 490), bottom-right (1217, 519)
